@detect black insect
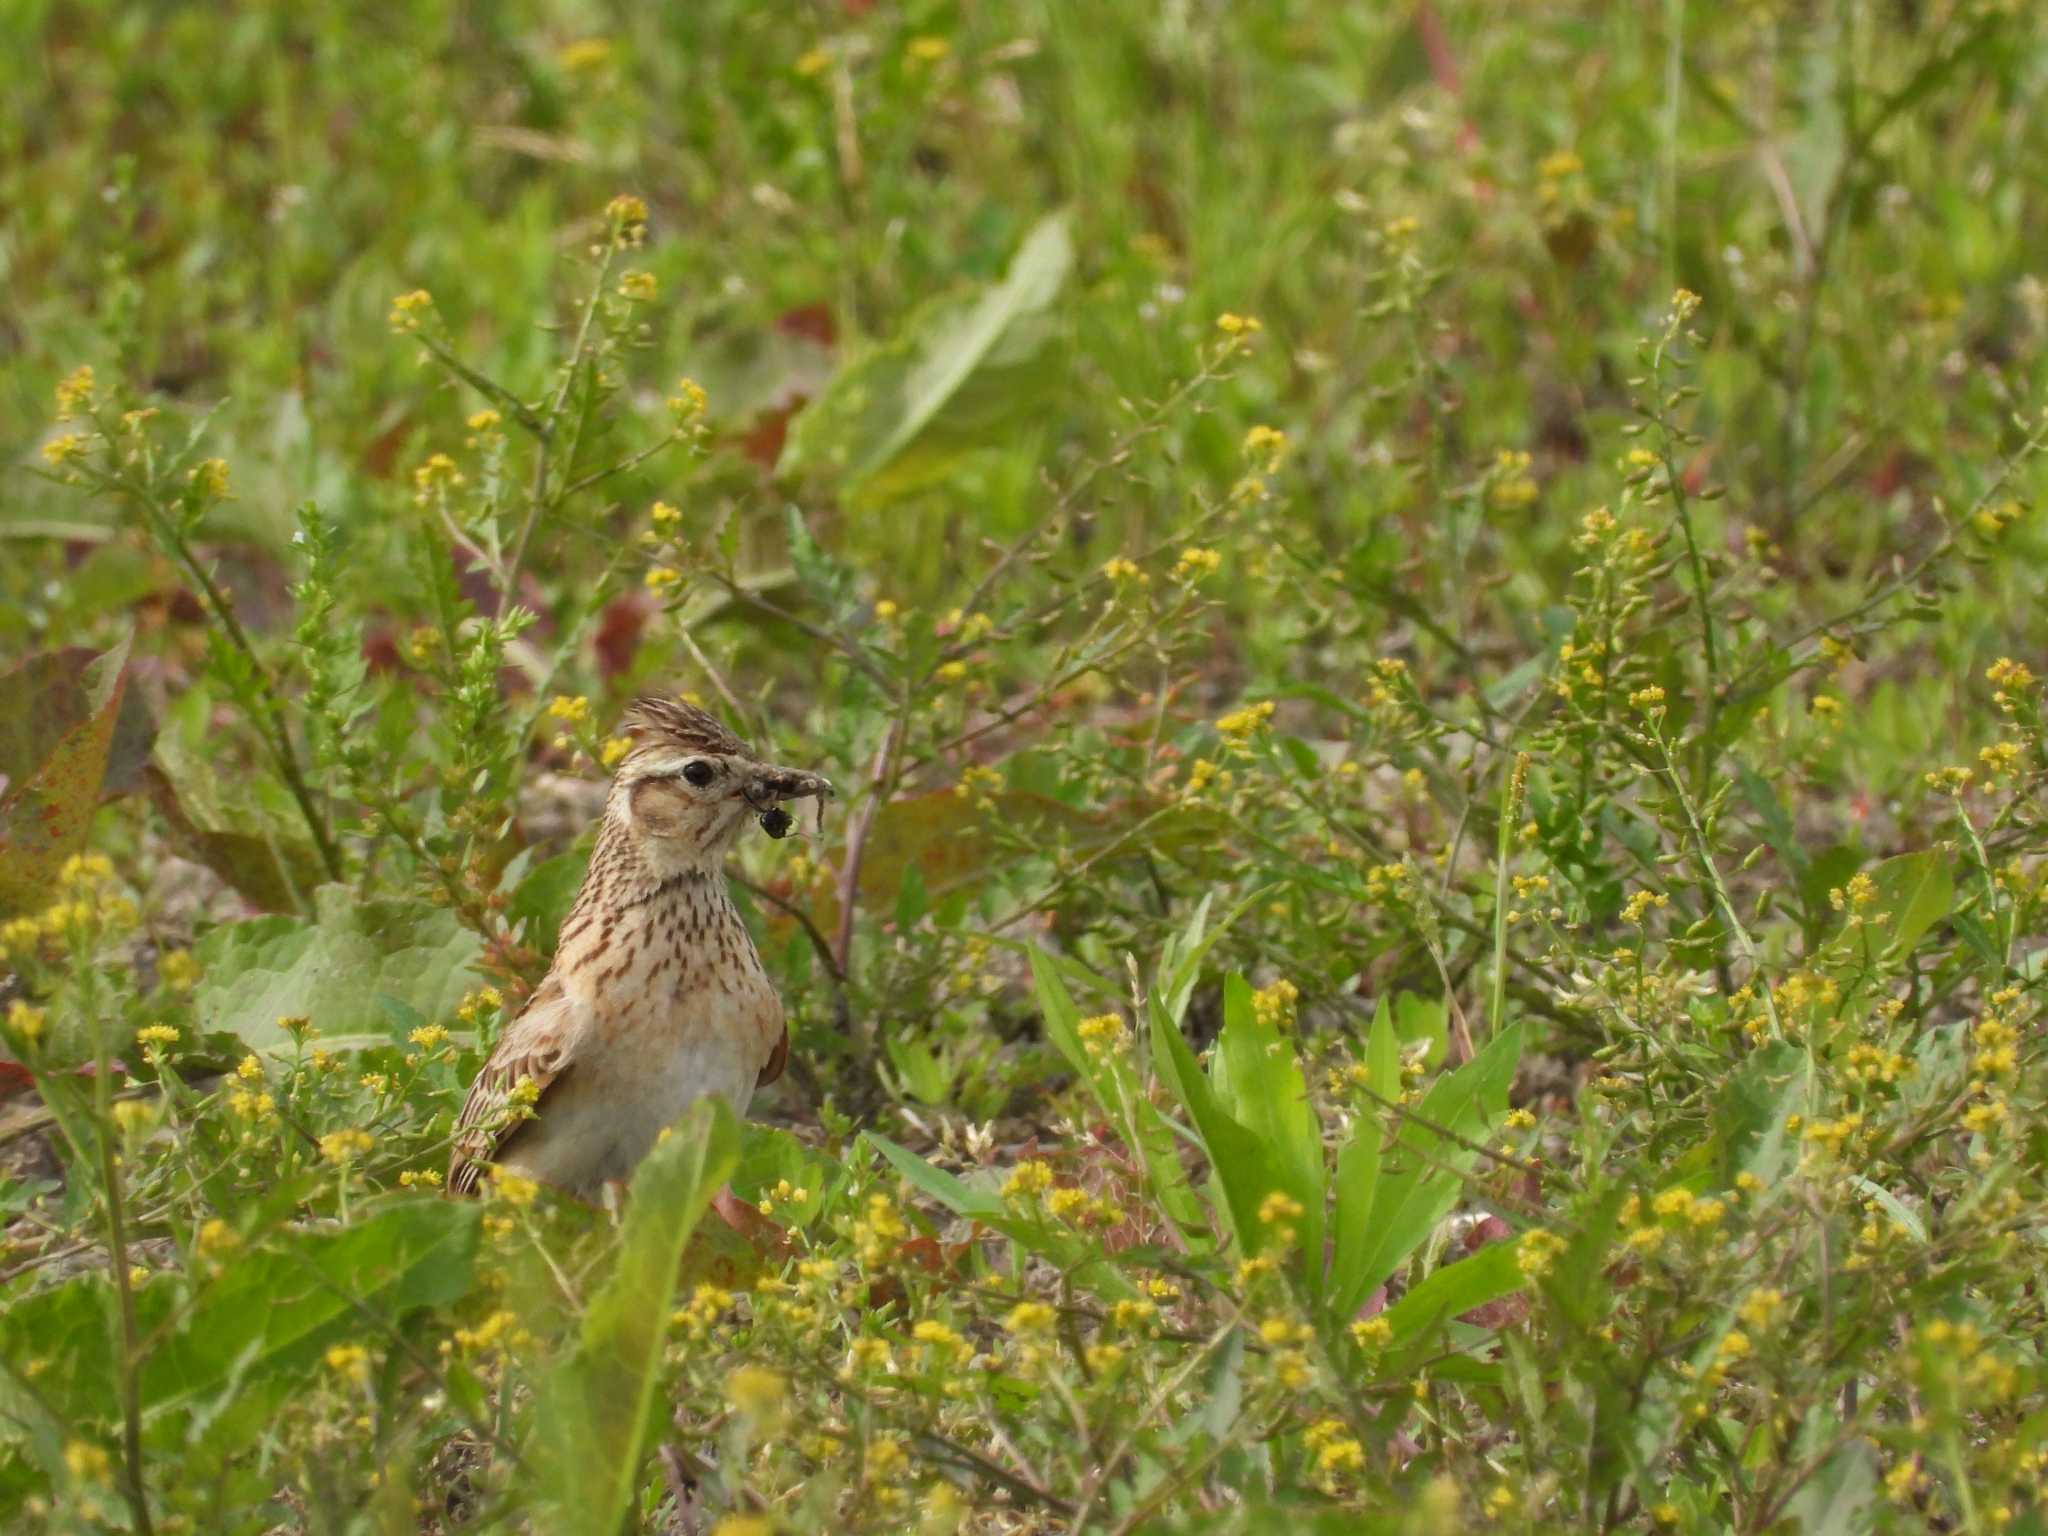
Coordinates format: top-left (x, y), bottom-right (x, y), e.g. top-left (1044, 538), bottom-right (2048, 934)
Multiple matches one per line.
top-left (758, 806), bottom-right (795, 839)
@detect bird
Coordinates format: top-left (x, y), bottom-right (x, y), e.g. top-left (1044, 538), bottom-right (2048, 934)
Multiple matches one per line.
top-left (448, 696), bottom-right (832, 1200)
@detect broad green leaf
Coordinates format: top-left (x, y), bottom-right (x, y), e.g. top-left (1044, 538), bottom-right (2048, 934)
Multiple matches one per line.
top-left (1336, 1025), bottom-right (1523, 1319)
top-left (1365, 997), bottom-right (1400, 1100)
top-left (0, 1199), bottom-right (478, 1446)
top-left (1328, 1123), bottom-right (1383, 1318)
top-left (539, 1098), bottom-right (738, 1536)
top-left (1211, 974), bottom-right (1325, 1294)
top-left (1150, 994), bottom-right (1283, 1258)
top-left (1377, 1237), bottom-right (1525, 1347)
top-left (869, 1130), bottom-right (1001, 1220)
top-left (1870, 849), bottom-right (1954, 962)
top-left (778, 214), bottom-right (1072, 498)
top-left (1030, 948), bottom-right (1205, 1246)
top-left (144, 1199), bottom-right (479, 1413)
top-left (193, 884), bottom-right (483, 1054)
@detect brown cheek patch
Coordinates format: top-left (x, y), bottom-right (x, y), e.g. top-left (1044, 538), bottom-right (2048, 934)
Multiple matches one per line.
top-left (629, 778), bottom-right (696, 837)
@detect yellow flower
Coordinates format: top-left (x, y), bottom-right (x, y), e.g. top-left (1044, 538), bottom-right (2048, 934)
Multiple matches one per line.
top-left (1084, 1342), bottom-right (1125, 1373)
top-left (1258, 1190), bottom-right (1305, 1226)
top-left (319, 1128), bottom-right (375, 1165)
top-left (1670, 288), bottom-right (1703, 322)
top-left (1004, 1301), bottom-right (1056, 1336)
top-left (7, 999), bottom-right (47, 1044)
top-left (650, 499), bottom-right (682, 529)
top-left (1173, 546), bottom-right (1222, 580)
top-left (601, 736), bottom-right (632, 769)
top-left (1216, 312), bottom-right (1263, 337)
top-left (412, 452), bottom-right (464, 505)
top-left (55, 365), bottom-right (95, 418)
top-left (1242, 424), bottom-right (1289, 473)
top-left (408, 1024), bottom-right (449, 1050)
top-left (466, 408), bottom-right (502, 433)
top-left (136, 1023), bottom-right (180, 1049)
top-left (934, 660), bottom-right (969, 685)
top-left (726, 1364), bottom-right (787, 1417)
top-left (1002, 1159), bottom-right (1055, 1199)
top-left (1075, 1012), bottom-right (1128, 1059)
top-left (1738, 1288), bottom-right (1784, 1329)
top-left (1517, 1228), bottom-right (1567, 1280)
top-left (158, 948), bottom-right (199, 990)
top-left (794, 47), bottom-right (831, 77)
top-left (1216, 700), bottom-right (1275, 738)
top-left (1621, 889), bottom-right (1668, 924)
top-left (547, 694), bottom-right (591, 725)
top-left (399, 1169), bottom-right (444, 1189)
top-left (325, 1342), bottom-right (372, 1384)
top-left (1100, 556), bottom-right (1143, 584)
top-left (188, 457), bottom-right (232, 498)
top-left (388, 289), bottom-right (433, 331)
top-left (906, 35), bottom-right (950, 63)
top-left (490, 1168), bottom-right (539, 1207)
top-left (618, 269), bottom-right (658, 302)
top-left (666, 376), bottom-right (708, 425)
top-left (558, 37), bottom-right (612, 72)
top-left (63, 1440), bottom-right (111, 1483)
top-left (605, 193), bottom-right (649, 240)
top-left (41, 433), bottom-right (88, 466)
top-left (645, 566), bottom-right (682, 594)
top-left (1538, 149), bottom-right (1584, 180)
top-left (196, 1218), bottom-right (240, 1258)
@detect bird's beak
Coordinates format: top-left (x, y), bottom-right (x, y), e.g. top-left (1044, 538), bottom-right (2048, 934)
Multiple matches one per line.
top-left (744, 765), bottom-right (835, 807)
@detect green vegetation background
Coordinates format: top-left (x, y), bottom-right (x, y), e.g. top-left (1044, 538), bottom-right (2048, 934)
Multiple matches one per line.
top-left (3, 2), bottom-right (2047, 1532)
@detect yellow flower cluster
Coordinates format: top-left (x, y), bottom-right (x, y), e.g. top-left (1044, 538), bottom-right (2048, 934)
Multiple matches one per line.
top-left (1002, 1159), bottom-right (1055, 1199)
top-left (388, 289), bottom-right (433, 331)
top-left (1076, 1012), bottom-right (1129, 1059)
top-left (1250, 978), bottom-right (1299, 1030)
top-left (1488, 449), bottom-right (1538, 510)
top-left (55, 365), bottom-right (96, 418)
top-left (1243, 424), bottom-right (1289, 473)
top-left (605, 193), bottom-right (649, 242)
top-left (1305, 1417), bottom-right (1365, 1485)
top-left (319, 1128), bottom-right (375, 1165)
top-left (1215, 700), bottom-right (1275, 739)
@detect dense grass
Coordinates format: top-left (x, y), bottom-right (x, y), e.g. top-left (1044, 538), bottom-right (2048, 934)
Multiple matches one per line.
top-left (5, 3), bottom-right (2048, 1531)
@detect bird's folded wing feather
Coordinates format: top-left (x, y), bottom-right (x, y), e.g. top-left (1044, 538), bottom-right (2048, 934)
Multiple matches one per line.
top-left (448, 974), bottom-right (580, 1195)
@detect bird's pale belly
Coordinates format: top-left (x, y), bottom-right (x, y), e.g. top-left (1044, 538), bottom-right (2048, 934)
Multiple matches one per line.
top-left (498, 1030), bottom-right (758, 1198)
top-left (502, 968), bottom-right (779, 1200)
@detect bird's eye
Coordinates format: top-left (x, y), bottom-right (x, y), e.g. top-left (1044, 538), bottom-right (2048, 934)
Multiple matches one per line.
top-left (681, 760), bottom-right (716, 787)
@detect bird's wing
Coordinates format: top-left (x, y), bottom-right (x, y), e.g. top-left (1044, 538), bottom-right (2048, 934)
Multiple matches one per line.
top-left (447, 973), bottom-right (580, 1195)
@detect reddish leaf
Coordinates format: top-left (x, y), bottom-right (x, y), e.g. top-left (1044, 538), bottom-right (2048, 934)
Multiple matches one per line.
top-left (0, 636), bottom-right (140, 916)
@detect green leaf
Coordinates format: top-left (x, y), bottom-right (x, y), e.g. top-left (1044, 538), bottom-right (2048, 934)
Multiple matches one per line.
top-left (1869, 849), bottom-right (1954, 962)
top-left (0, 1199), bottom-right (479, 1447)
top-left (1150, 994), bottom-right (1283, 1259)
top-left (1211, 974), bottom-right (1325, 1295)
top-left (1328, 1124), bottom-right (1383, 1318)
top-left (870, 1131), bottom-right (1001, 1221)
top-left (1377, 1237), bottom-right (1525, 1348)
top-left (1334, 1025), bottom-right (1523, 1320)
top-left (192, 884), bottom-right (484, 1054)
top-left (778, 214), bottom-right (1073, 499)
top-left (145, 1199), bottom-right (479, 1414)
top-left (538, 1098), bottom-right (739, 1536)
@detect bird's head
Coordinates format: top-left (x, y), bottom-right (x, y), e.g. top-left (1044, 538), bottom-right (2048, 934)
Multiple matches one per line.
top-left (608, 696), bottom-right (833, 872)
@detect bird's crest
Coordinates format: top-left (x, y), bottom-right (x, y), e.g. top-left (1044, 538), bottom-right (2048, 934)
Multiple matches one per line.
top-left (617, 696), bottom-right (751, 760)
